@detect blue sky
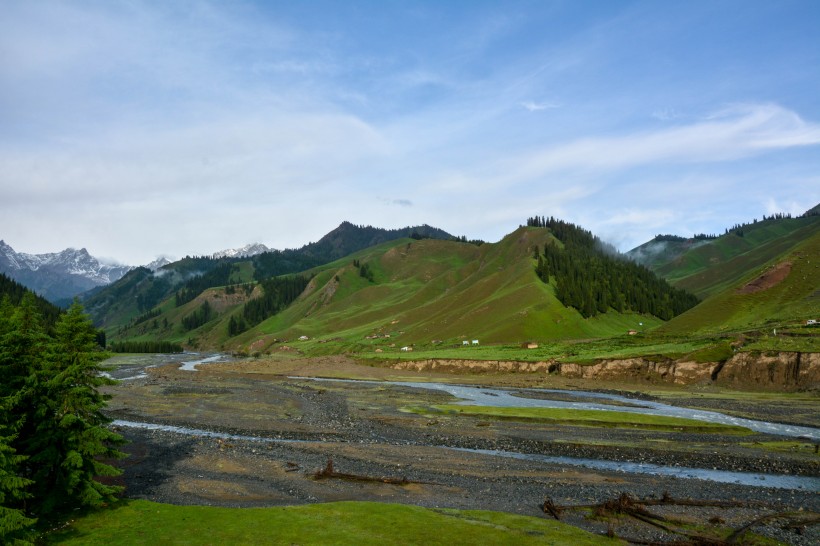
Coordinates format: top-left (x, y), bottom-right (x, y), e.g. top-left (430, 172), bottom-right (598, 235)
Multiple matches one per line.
top-left (1, 0), bottom-right (818, 264)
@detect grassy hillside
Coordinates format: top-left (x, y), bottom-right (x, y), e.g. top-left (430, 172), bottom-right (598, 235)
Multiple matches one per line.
top-left (221, 228), bottom-right (663, 354)
top-left (659, 228), bottom-right (820, 335)
top-left (630, 216), bottom-right (819, 299)
top-left (87, 223), bottom-right (455, 334)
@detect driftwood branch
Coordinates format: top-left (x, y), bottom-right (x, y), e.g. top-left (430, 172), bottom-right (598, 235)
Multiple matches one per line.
top-left (313, 458), bottom-right (438, 486)
top-left (541, 492), bottom-right (819, 546)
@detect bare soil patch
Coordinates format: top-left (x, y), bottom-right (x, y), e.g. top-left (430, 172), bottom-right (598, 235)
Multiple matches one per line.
top-left (737, 261), bottom-right (792, 294)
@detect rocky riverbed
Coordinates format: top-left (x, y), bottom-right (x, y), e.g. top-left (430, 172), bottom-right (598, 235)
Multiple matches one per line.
top-left (103, 354), bottom-right (820, 544)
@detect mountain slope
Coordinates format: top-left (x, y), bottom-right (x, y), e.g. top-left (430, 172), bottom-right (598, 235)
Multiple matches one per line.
top-left (0, 272), bottom-right (63, 329)
top-left (659, 228), bottom-right (820, 335)
top-left (300, 222), bottom-right (453, 262)
top-left (212, 227), bottom-right (664, 352)
top-left (87, 222), bottom-right (454, 330)
top-left (628, 215), bottom-right (820, 299)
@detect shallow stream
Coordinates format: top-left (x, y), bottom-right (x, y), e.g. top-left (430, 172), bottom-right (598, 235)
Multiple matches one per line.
top-left (104, 354), bottom-right (820, 491)
top-left (299, 377), bottom-right (820, 441)
top-left (112, 419), bottom-right (820, 491)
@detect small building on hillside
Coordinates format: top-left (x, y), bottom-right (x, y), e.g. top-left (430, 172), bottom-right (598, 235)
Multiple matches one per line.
top-left (807, 319), bottom-right (817, 325)
top-left (472, 340), bottom-right (479, 345)
top-left (521, 342), bottom-right (538, 349)
top-left (400, 346), bottom-right (413, 352)
top-left (298, 335), bottom-right (310, 341)
top-left (628, 330), bottom-right (638, 335)
top-left (462, 340), bottom-right (470, 346)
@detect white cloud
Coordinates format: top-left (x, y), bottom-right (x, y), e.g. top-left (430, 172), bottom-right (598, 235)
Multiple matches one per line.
top-left (651, 108), bottom-right (681, 121)
top-left (521, 100), bottom-right (560, 112)
top-left (503, 103), bottom-right (820, 184)
top-left (764, 196), bottom-right (815, 217)
top-left (601, 208), bottom-right (678, 228)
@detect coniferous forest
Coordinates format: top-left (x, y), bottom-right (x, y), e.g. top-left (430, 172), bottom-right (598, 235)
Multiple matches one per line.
top-left (527, 216), bottom-right (699, 319)
top-left (0, 295), bottom-right (125, 544)
top-left (108, 339), bottom-right (183, 353)
top-left (242, 275), bottom-right (311, 328)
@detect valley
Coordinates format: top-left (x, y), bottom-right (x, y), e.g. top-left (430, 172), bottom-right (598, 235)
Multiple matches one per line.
top-left (6, 211), bottom-right (819, 544)
top-left (98, 353), bottom-right (819, 545)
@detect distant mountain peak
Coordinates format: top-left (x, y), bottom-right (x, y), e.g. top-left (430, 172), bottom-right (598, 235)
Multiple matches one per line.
top-left (212, 243), bottom-right (271, 259)
top-left (145, 257), bottom-right (173, 271)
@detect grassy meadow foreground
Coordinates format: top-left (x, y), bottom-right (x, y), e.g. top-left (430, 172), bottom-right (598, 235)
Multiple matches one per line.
top-left (45, 500), bottom-right (610, 545)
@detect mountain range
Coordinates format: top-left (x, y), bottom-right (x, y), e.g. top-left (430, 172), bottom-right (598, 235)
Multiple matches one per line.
top-left (93, 208), bottom-right (817, 352)
top-left (3, 206), bottom-right (817, 351)
top-left (212, 243), bottom-right (271, 259)
top-left (0, 241), bottom-right (132, 304)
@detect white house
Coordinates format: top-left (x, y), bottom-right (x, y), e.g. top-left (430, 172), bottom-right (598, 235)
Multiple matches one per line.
top-left (462, 340), bottom-right (469, 346)
top-left (472, 340), bottom-right (479, 345)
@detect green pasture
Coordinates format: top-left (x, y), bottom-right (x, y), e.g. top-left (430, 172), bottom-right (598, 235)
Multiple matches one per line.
top-left (43, 500), bottom-right (617, 545)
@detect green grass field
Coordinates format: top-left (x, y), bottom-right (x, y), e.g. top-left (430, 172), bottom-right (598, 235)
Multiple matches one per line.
top-left (404, 405), bottom-right (752, 434)
top-left (43, 500), bottom-right (617, 545)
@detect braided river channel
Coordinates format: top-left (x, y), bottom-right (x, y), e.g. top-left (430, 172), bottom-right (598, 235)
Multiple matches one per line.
top-left (108, 354), bottom-right (820, 492)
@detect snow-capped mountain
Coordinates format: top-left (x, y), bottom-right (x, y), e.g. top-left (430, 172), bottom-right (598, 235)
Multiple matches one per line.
top-left (145, 256), bottom-right (172, 271)
top-left (0, 240), bottom-right (132, 303)
top-left (212, 243), bottom-right (271, 259)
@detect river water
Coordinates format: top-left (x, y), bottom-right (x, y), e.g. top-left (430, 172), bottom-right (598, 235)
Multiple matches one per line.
top-left (297, 377), bottom-right (820, 441)
top-left (111, 419), bottom-right (820, 491)
top-left (105, 354), bottom-right (820, 491)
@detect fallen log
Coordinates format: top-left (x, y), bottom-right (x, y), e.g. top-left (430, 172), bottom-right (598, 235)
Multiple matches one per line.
top-left (312, 458), bottom-right (437, 486)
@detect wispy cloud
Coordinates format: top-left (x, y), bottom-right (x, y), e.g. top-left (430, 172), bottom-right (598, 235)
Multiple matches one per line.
top-left (505, 103), bottom-right (820, 182)
top-left (1, 2), bottom-right (819, 262)
top-left (520, 100), bottom-right (560, 112)
top-left (651, 108), bottom-right (682, 121)
top-left (763, 195), bottom-right (816, 217)
top-left (601, 208), bottom-right (679, 228)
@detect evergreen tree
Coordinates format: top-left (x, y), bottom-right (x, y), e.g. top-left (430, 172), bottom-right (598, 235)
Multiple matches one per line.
top-left (532, 218), bottom-right (699, 319)
top-left (0, 426), bottom-right (35, 545)
top-left (0, 294), bottom-right (50, 447)
top-left (23, 301), bottom-right (125, 516)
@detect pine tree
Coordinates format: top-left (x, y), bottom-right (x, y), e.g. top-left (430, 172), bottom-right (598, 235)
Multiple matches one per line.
top-left (0, 427), bottom-right (35, 545)
top-left (0, 295), bottom-right (42, 542)
top-left (0, 294), bottom-right (50, 462)
top-left (24, 301), bottom-right (125, 516)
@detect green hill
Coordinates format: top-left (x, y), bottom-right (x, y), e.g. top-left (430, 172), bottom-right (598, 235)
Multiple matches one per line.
top-left (85, 222), bottom-right (455, 333)
top-left (628, 214), bottom-right (820, 299)
top-left (0, 271), bottom-right (63, 329)
top-left (148, 226), bottom-right (672, 353)
top-left (659, 228), bottom-right (820, 335)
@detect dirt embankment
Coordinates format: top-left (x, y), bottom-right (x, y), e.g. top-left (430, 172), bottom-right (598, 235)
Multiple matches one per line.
top-left (736, 261), bottom-right (792, 294)
top-left (393, 352), bottom-right (820, 390)
top-left (715, 351), bottom-right (820, 389)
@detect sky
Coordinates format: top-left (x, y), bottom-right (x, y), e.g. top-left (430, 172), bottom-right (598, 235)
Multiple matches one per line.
top-left (1, 0), bottom-right (819, 265)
